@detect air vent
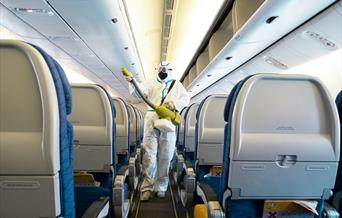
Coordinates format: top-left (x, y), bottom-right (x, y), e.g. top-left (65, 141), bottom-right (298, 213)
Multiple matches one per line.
top-left (166, 0), bottom-right (174, 10)
top-left (161, 53), bottom-right (167, 61)
top-left (263, 55), bottom-right (289, 70)
top-left (164, 15), bottom-right (172, 27)
top-left (163, 27), bottom-right (170, 38)
top-left (160, 0), bottom-right (175, 61)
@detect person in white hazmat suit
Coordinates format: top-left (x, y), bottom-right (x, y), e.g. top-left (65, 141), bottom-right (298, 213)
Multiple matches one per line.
top-left (124, 61), bottom-right (190, 201)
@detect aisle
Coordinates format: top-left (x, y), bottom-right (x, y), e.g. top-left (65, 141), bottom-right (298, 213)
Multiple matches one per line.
top-left (130, 175), bottom-right (189, 218)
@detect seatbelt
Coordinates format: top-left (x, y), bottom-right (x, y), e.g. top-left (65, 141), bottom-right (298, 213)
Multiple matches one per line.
top-left (160, 80), bottom-right (176, 106)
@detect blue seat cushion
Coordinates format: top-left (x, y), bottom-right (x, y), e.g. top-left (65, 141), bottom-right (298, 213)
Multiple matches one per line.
top-left (197, 165), bottom-right (221, 198)
top-left (31, 44), bottom-right (75, 218)
top-left (74, 186), bottom-right (111, 217)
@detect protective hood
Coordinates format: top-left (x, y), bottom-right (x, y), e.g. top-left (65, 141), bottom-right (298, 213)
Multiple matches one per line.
top-left (156, 61), bottom-right (174, 82)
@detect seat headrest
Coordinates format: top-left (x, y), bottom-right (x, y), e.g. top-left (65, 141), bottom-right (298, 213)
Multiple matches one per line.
top-left (336, 90), bottom-right (342, 121)
top-left (69, 84), bottom-right (113, 146)
top-left (224, 75), bottom-right (253, 122)
top-left (229, 74), bottom-right (340, 161)
top-left (30, 44), bottom-right (72, 115)
top-left (225, 73), bottom-right (340, 199)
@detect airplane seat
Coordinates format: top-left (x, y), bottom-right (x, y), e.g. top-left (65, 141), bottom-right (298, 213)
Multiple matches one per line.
top-left (183, 103), bottom-right (200, 162)
top-left (174, 104), bottom-right (199, 189)
top-left (134, 107), bottom-right (142, 145)
top-left (195, 95), bottom-right (227, 195)
top-left (127, 104), bottom-right (137, 151)
top-left (113, 98), bottom-right (130, 168)
top-left (177, 107), bottom-right (188, 152)
top-left (195, 74), bottom-right (340, 218)
top-left (0, 40), bottom-right (108, 217)
top-left (179, 95), bottom-right (227, 208)
top-left (69, 84), bottom-right (131, 217)
top-left (133, 107), bottom-right (140, 143)
top-left (330, 90), bottom-right (342, 215)
top-left (113, 98), bottom-right (140, 190)
top-left (171, 107), bottom-right (188, 181)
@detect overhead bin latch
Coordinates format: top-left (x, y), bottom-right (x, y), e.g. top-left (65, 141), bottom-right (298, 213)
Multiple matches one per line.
top-left (276, 155), bottom-right (297, 167)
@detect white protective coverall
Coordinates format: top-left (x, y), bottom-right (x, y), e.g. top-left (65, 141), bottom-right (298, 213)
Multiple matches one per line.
top-left (128, 69), bottom-right (190, 193)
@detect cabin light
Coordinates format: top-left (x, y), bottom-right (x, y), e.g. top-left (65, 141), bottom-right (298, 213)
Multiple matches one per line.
top-left (47, 36), bottom-right (80, 41)
top-left (111, 18), bottom-right (118, 23)
top-left (263, 55), bottom-right (289, 70)
top-left (266, 16), bottom-right (279, 24)
top-left (11, 7), bottom-right (54, 16)
top-left (302, 30), bottom-right (337, 50)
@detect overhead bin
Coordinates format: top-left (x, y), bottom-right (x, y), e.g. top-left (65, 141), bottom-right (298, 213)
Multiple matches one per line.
top-left (232, 0), bottom-right (265, 32)
top-left (208, 11), bottom-right (234, 61)
top-left (188, 65), bottom-right (197, 83)
top-left (183, 74), bottom-right (190, 88)
top-left (196, 50), bottom-right (209, 75)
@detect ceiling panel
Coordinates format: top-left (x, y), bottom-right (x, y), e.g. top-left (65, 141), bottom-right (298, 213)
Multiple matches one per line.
top-left (49, 0), bottom-right (143, 84)
top-left (123, 0), bottom-right (164, 80)
top-left (1, 0), bottom-right (77, 37)
top-left (1, 0), bottom-right (142, 102)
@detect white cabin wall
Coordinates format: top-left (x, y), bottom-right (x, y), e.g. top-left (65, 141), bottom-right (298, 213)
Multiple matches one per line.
top-left (284, 49), bottom-right (342, 98)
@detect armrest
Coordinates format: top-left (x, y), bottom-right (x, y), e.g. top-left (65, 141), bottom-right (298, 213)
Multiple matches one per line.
top-left (332, 190), bottom-right (342, 213)
top-left (323, 202), bottom-right (340, 218)
top-left (178, 160), bottom-right (196, 208)
top-left (113, 165), bottom-right (130, 218)
top-left (176, 154), bottom-right (185, 180)
top-left (128, 156), bottom-right (138, 189)
top-left (196, 182), bottom-right (224, 218)
top-left (82, 196), bottom-right (110, 218)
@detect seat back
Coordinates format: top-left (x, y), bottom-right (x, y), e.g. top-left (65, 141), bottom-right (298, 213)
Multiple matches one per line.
top-left (222, 74), bottom-right (340, 200)
top-left (196, 95), bottom-right (228, 166)
top-left (0, 40), bottom-right (74, 217)
top-left (69, 84), bottom-right (114, 172)
top-left (177, 108), bottom-right (188, 150)
top-left (127, 104), bottom-right (137, 147)
top-left (113, 98), bottom-right (130, 155)
top-left (132, 106), bottom-right (141, 144)
top-left (334, 91), bottom-right (342, 201)
top-left (138, 110), bottom-right (144, 140)
top-left (184, 103), bottom-right (199, 153)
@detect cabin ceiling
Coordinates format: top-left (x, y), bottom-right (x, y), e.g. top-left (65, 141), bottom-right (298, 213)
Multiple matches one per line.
top-left (1, 0), bottom-right (225, 96)
top-left (166, 0), bottom-right (226, 79)
top-left (0, 0), bottom-right (145, 103)
top-left (122, 0), bottom-right (164, 80)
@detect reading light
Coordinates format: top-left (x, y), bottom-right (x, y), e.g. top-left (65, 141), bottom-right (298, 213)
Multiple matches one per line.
top-left (11, 7), bottom-right (54, 16)
top-left (263, 55), bottom-right (289, 70)
top-left (111, 18), bottom-right (118, 23)
top-left (302, 30), bottom-right (337, 50)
